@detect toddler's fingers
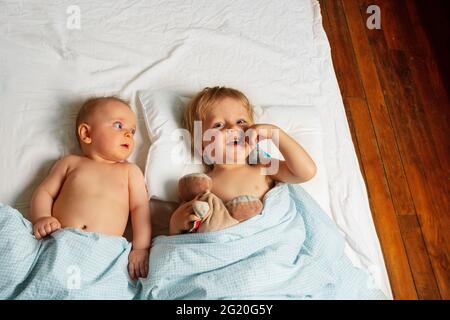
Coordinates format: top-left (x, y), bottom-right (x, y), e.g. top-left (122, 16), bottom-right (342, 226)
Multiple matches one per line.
top-left (188, 213), bottom-right (202, 222)
top-left (184, 214), bottom-right (201, 231)
top-left (182, 203), bottom-right (194, 214)
top-left (185, 215), bottom-right (196, 227)
top-left (178, 201), bottom-right (191, 210)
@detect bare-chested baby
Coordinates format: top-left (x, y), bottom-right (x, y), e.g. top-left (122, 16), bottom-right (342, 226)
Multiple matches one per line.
top-left (30, 97), bottom-right (151, 280)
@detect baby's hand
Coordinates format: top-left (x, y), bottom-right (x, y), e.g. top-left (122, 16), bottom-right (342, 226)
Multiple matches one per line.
top-left (33, 216), bottom-right (61, 239)
top-left (128, 248), bottom-right (149, 280)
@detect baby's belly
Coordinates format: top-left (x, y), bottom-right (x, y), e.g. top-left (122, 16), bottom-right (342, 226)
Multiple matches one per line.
top-left (52, 194), bottom-right (129, 236)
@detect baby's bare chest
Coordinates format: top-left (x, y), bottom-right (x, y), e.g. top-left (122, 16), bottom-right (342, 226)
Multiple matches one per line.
top-left (64, 164), bottom-right (128, 195)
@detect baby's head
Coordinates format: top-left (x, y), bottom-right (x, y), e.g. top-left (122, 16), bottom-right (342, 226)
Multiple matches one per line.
top-left (76, 96), bottom-right (136, 162)
top-left (184, 86), bottom-right (254, 166)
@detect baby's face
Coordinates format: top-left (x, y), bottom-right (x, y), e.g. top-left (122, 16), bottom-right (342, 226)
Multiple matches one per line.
top-left (88, 101), bottom-right (137, 162)
top-left (202, 97), bottom-right (253, 165)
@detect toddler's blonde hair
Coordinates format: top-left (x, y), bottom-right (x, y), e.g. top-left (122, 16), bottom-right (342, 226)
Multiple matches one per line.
top-left (183, 86), bottom-right (254, 137)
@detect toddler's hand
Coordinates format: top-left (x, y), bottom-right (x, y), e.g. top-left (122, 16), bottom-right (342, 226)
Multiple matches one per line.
top-left (246, 123), bottom-right (280, 148)
top-left (33, 216), bottom-right (61, 239)
top-left (128, 248), bottom-right (149, 280)
top-left (169, 200), bottom-right (202, 235)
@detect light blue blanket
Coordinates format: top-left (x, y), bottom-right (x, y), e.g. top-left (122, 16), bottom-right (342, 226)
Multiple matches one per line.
top-left (0, 204), bottom-right (137, 299)
top-left (0, 183), bottom-right (386, 300)
top-left (140, 183), bottom-right (386, 299)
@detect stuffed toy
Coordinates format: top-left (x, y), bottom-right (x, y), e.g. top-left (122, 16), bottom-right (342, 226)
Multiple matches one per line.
top-left (177, 173), bottom-right (264, 233)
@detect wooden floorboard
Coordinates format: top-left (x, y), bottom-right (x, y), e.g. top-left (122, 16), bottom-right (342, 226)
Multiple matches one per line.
top-left (319, 0), bottom-right (449, 299)
top-left (358, 0), bottom-right (446, 300)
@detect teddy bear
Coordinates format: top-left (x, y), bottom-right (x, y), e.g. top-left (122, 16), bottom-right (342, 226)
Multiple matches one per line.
top-left (177, 173), bottom-right (264, 233)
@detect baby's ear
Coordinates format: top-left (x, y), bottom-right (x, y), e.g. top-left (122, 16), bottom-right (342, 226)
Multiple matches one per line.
top-left (78, 123), bottom-right (92, 144)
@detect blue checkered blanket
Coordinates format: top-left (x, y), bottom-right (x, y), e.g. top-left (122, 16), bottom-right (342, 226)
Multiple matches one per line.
top-left (140, 183), bottom-right (386, 299)
top-left (0, 204), bottom-right (137, 299)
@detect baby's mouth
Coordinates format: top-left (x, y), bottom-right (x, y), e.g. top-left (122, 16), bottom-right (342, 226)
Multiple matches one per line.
top-left (121, 143), bottom-right (130, 149)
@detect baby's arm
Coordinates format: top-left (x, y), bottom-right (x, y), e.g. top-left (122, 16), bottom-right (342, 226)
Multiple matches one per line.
top-left (30, 156), bottom-right (71, 239)
top-left (127, 164), bottom-right (151, 280)
top-left (249, 124), bottom-right (317, 183)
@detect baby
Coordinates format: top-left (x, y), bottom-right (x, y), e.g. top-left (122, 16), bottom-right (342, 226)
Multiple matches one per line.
top-left (169, 87), bottom-right (317, 234)
top-left (30, 97), bottom-right (151, 280)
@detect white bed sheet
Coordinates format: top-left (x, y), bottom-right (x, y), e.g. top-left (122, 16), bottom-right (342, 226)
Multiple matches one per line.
top-left (0, 0), bottom-right (392, 298)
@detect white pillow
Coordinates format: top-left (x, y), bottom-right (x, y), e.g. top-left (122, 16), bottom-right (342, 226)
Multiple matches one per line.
top-left (137, 90), bottom-right (331, 215)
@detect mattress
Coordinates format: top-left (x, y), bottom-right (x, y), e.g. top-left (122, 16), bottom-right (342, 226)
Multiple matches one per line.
top-left (0, 0), bottom-right (392, 298)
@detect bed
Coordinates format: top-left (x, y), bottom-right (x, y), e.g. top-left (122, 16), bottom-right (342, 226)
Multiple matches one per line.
top-left (0, 0), bottom-right (392, 298)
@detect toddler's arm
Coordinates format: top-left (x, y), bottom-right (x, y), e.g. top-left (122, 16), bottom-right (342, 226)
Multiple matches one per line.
top-left (127, 164), bottom-right (151, 280)
top-left (248, 124), bottom-right (317, 183)
top-left (30, 156), bottom-right (72, 239)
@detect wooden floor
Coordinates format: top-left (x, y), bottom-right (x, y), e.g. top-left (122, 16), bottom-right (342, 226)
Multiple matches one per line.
top-left (319, 0), bottom-right (449, 299)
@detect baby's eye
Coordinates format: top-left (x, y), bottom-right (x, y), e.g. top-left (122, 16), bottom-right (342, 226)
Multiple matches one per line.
top-left (237, 119), bottom-right (247, 125)
top-left (113, 121), bottom-right (123, 129)
top-left (212, 122), bottom-right (224, 129)
top-left (130, 128), bottom-right (136, 135)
